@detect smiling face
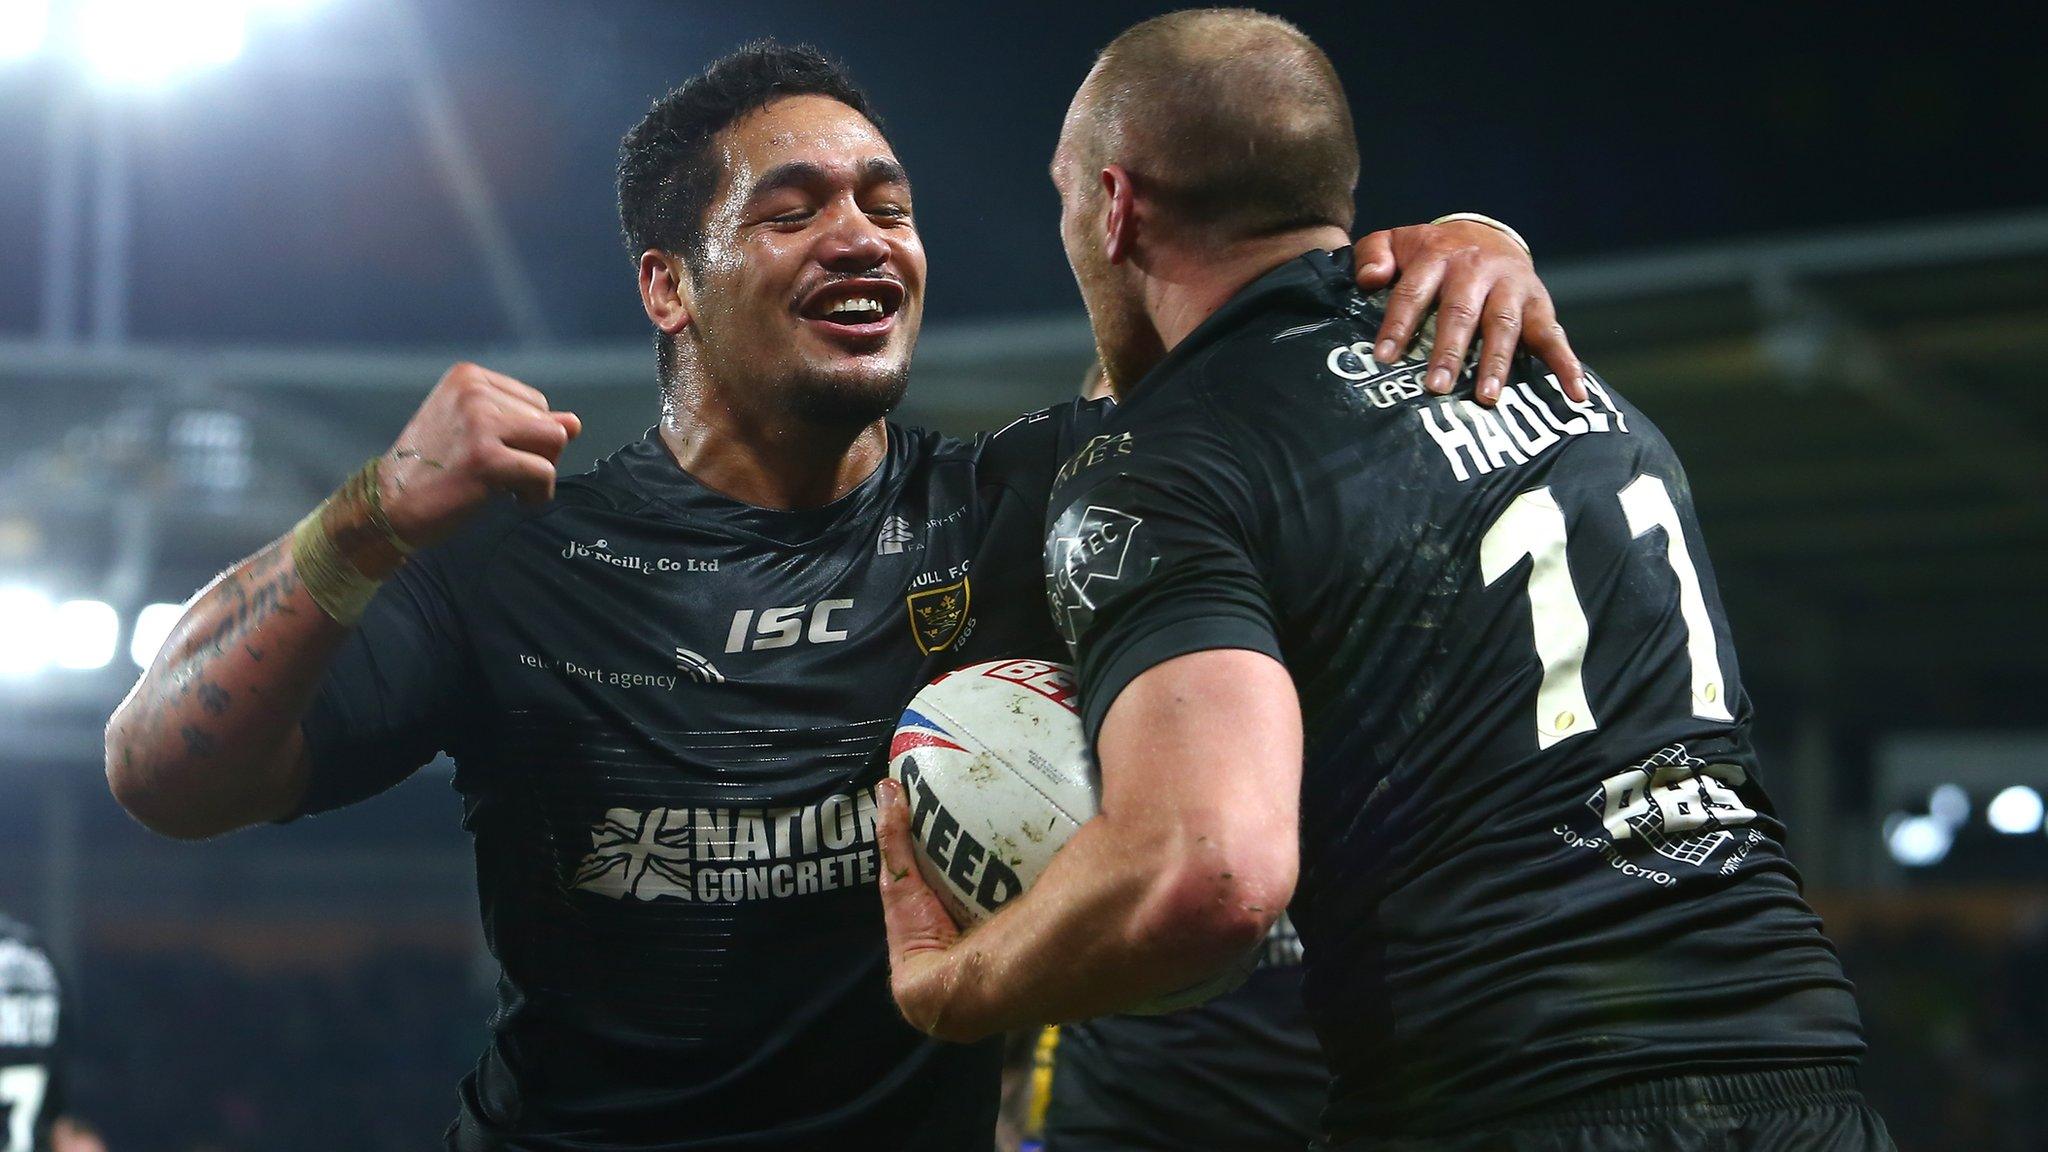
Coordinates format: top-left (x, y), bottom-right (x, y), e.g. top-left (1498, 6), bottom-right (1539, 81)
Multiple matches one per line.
top-left (683, 94), bottom-right (925, 428)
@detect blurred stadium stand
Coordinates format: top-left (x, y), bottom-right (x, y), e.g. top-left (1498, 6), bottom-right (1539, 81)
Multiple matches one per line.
top-left (3, 209), bottom-right (2047, 1150)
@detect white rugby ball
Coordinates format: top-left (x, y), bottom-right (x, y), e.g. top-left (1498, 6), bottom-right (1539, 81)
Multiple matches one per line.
top-left (887, 658), bottom-right (1256, 1014)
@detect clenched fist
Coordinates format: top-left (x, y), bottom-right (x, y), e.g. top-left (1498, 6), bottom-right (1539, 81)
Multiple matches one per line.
top-left (378, 363), bottom-right (583, 551)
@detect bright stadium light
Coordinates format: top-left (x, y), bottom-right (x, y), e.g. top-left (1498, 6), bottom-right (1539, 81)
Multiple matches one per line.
top-left (0, 586), bottom-right (58, 678)
top-left (129, 601), bottom-right (183, 669)
top-left (1986, 786), bottom-right (2045, 836)
top-left (1886, 814), bottom-right (1954, 868)
top-left (77, 0), bottom-right (247, 88)
top-left (54, 599), bottom-right (120, 670)
top-left (0, 0), bottom-right (49, 63)
top-left (1928, 783), bottom-right (1970, 828)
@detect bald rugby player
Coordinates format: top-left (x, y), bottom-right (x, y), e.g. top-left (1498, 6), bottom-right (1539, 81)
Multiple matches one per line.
top-left (880, 12), bottom-right (1892, 1152)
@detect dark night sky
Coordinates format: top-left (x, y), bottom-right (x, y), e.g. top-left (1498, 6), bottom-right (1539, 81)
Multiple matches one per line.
top-left (0, 0), bottom-right (2037, 347)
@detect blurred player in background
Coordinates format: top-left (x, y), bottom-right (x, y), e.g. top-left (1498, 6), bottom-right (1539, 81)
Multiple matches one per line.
top-left (879, 10), bottom-right (1894, 1152)
top-left (104, 38), bottom-right (1577, 1152)
top-left (0, 915), bottom-right (104, 1152)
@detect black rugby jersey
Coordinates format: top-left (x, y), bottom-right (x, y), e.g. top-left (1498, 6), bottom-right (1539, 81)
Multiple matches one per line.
top-left (1044, 912), bottom-right (1324, 1152)
top-left (0, 915), bottom-right (65, 1152)
top-left (1044, 250), bottom-right (1864, 1142)
top-left (297, 403), bottom-right (1104, 1152)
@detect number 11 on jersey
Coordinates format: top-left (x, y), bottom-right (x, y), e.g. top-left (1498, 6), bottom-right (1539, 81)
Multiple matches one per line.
top-left (1480, 473), bottom-right (1732, 750)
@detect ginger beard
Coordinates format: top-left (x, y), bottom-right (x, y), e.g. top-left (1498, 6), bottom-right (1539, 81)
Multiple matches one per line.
top-left (681, 95), bottom-right (924, 431)
top-left (1053, 106), bottom-right (1165, 398)
top-left (1062, 204), bottom-right (1161, 400)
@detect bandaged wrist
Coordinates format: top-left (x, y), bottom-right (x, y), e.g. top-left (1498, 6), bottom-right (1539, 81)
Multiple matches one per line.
top-left (1429, 213), bottom-right (1532, 257)
top-left (348, 456), bottom-right (415, 558)
top-left (291, 507), bottom-right (381, 626)
top-left (291, 458), bottom-right (408, 626)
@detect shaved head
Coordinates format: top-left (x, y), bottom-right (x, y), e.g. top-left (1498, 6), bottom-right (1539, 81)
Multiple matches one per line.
top-left (1068, 8), bottom-right (1358, 241)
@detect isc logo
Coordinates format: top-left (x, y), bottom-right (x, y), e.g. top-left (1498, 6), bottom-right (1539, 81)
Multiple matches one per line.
top-left (724, 600), bottom-right (856, 653)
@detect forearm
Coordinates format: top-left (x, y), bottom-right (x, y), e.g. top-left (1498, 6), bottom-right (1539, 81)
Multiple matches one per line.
top-left (104, 536), bottom-right (341, 835)
top-left (103, 365), bottom-right (579, 838)
top-left (925, 810), bottom-right (1272, 1039)
top-left (105, 474), bottom-right (406, 838)
top-left (879, 652), bottom-right (1302, 1041)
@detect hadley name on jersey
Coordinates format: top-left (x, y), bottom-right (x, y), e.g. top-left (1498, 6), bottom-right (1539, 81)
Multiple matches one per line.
top-left (296, 403), bottom-right (1103, 1152)
top-left (1044, 250), bottom-right (1863, 1142)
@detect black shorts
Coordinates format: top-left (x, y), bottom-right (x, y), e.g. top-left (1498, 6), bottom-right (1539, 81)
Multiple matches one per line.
top-left (1336, 1066), bottom-right (1894, 1152)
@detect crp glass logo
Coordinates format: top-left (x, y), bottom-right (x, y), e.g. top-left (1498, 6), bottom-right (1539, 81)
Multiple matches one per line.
top-left (1326, 340), bottom-right (1383, 381)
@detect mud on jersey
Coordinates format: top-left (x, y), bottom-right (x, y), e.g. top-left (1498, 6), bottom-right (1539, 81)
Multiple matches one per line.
top-left (298, 404), bottom-right (1104, 1152)
top-left (1045, 251), bottom-right (1863, 1142)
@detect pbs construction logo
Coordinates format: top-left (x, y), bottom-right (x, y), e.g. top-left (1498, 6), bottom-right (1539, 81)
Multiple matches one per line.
top-left (1553, 744), bottom-right (1766, 889)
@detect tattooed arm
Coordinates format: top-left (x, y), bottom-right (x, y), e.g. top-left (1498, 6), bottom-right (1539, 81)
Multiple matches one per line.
top-left (104, 363), bottom-right (579, 839)
top-left (105, 536), bottom-right (363, 836)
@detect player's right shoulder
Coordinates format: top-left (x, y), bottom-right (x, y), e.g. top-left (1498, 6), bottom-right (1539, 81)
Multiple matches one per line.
top-left (973, 396), bottom-right (1115, 495)
top-left (982, 396), bottom-right (1114, 459)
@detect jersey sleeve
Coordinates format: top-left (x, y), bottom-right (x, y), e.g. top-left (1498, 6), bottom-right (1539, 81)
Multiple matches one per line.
top-left (292, 545), bottom-right (471, 817)
top-left (1045, 405), bottom-right (1281, 741)
top-left (956, 398), bottom-right (1116, 666)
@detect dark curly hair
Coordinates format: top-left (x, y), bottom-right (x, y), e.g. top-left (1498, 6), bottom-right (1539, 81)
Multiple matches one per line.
top-left (617, 41), bottom-right (882, 271)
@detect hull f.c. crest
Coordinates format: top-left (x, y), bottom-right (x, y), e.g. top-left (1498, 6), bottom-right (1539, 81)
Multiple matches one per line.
top-left (905, 578), bottom-right (971, 654)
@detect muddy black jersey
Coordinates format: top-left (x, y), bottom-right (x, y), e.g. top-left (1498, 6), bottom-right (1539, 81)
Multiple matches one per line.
top-left (297, 405), bottom-right (1105, 1152)
top-left (1044, 913), bottom-right (1324, 1152)
top-left (0, 916), bottom-right (64, 1152)
top-left (1044, 251), bottom-right (1863, 1142)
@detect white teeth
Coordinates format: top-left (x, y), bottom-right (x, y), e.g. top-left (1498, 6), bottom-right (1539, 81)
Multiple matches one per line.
top-left (826, 296), bottom-right (883, 318)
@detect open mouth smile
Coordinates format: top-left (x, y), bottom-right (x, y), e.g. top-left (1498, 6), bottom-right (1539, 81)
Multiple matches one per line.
top-left (797, 277), bottom-right (907, 344)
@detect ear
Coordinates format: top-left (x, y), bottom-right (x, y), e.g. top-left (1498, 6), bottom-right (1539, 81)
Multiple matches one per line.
top-left (1099, 164), bottom-right (1139, 267)
top-left (638, 249), bottom-right (694, 336)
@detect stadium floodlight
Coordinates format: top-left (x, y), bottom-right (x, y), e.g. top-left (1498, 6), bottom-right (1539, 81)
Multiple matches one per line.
top-left (1885, 814), bottom-right (1953, 868)
top-left (0, 586), bottom-right (58, 678)
top-left (1928, 783), bottom-right (1970, 828)
top-left (1986, 785), bottom-right (2045, 836)
top-left (0, 0), bottom-right (48, 63)
top-left (77, 0), bottom-right (247, 88)
top-left (54, 599), bottom-right (120, 670)
top-left (129, 601), bottom-right (183, 669)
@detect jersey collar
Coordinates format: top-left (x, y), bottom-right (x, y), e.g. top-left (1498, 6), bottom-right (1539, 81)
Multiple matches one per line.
top-left (1119, 247), bottom-right (1357, 407)
top-left (607, 426), bottom-right (904, 546)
